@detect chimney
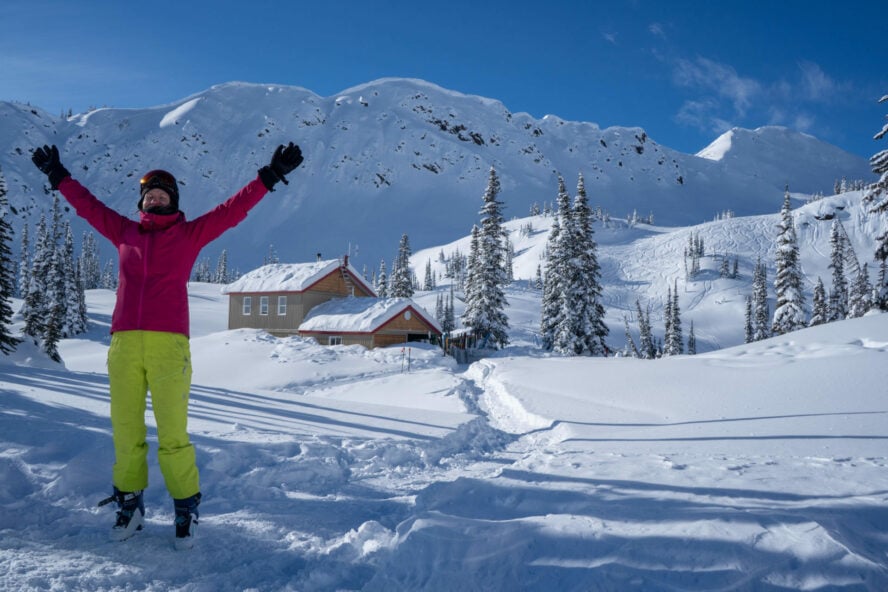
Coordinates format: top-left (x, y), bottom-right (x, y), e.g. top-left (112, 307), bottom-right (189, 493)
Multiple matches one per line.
top-left (316, 252), bottom-right (322, 262)
top-left (343, 254), bottom-right (349, 267)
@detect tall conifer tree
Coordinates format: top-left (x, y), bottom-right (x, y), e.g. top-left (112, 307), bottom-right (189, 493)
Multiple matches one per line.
top-left (772, 188), bottom-right (807, 334)
top-left (828, 219), bottom-right (848, 321)
top-left (809, 277), bottom-right (828, 327)
top-left (390, 234), bottom-right (414, 298)
top-left (462, 168), bottom-right (509, 348)
top-left (863, 93), bottom-right (888, 308)
top-left (0, 169), bottom-right (21, 354)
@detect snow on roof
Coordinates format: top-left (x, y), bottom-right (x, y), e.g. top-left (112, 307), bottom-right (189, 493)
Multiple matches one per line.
top-left (299, 297), bottom-right (442, 334)
top-left (221, 260), bottom-right (374, 295)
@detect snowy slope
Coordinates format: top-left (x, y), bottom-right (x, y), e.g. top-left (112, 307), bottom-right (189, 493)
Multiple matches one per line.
top-left (0, 79), bottom-right (875, 272)
top-left (411, 187), bottom-right (885, 353)
top-left (1, 283), bottom-right (887, 591)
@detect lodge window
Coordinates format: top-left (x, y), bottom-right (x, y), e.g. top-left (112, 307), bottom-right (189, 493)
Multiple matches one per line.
top-left (328, 336), bottom-right (343, 346)
top-left (277, 295), bottom-right (287, 316)
top-left (242, 296), bottom-right (252, 315)
top-left (259, 296), bottom-right (269, 316)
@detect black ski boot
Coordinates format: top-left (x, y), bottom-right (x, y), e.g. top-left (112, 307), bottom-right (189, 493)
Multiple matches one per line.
top-left (99, 487), bottom-right (145, 542)
top-left (173, 492), bottom-right (201, 550)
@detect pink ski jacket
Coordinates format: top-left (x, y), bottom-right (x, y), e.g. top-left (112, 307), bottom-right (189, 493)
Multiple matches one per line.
top-left (58, 175), bottom-right (270, 338)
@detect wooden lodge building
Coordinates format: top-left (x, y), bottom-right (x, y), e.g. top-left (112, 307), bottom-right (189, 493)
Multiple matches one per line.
top-left (221, 257), bottom-right (442, 348)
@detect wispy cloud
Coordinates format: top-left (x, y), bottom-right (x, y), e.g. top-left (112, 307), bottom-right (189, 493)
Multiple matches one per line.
top-left (797, 60), bottom-right (845, 102)
top-left (675, 98), bottom-right (733, 135)
top-left (673, 57), bottom-right (761, 116)
top-left (668, 55), bottom-right (855, 143)
top-left (648, 22), bottom-right (666, 39)
top-left (602, 32), bottom-right (618, 45)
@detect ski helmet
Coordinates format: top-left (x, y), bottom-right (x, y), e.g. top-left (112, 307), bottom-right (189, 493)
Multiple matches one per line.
top-left (138, 169), bottom-right (179, 212)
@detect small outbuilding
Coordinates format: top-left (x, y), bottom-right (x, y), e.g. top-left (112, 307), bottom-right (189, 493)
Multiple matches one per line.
top-left (298, 297), bottom-right (442, 349)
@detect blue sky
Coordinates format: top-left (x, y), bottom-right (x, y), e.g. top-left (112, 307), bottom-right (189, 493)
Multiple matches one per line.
top-left (3, 0), bottom-right (886, 158)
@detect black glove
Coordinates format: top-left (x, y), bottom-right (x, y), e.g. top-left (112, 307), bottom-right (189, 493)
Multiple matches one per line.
top-left (32, 144), bottom-right (71, 190)
top-left (258, 142), bottom-right (303, 191)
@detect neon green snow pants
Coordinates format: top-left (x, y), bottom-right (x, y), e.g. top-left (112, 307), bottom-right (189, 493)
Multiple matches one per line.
top-left (107, 330), bottom-right (199, 499)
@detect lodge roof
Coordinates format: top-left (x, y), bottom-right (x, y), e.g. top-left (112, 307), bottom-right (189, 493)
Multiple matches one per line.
top-left (221, 259), bottom-right (375, 296)
top-left (299, 297), bottom-right (442, 334)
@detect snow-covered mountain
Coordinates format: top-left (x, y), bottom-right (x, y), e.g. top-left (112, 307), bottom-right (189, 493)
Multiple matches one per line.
top-left (0, 78), bottom-right (875, 272)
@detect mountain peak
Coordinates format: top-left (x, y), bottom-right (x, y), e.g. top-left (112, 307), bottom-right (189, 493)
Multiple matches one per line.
top-left (0, 79), bottom-right (874, 270)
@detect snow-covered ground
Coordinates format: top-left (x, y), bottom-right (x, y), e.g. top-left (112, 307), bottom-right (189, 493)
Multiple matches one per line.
top-left (2, 281), bottom-right (887, 591)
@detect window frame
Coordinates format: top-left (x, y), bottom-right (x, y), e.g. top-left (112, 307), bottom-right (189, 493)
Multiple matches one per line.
top-left (259, 296), bottom-right (269, 316)
top-left (242, 296), bottom-right (252, 315)
top-left (277, 295), bottom-right (287, 316)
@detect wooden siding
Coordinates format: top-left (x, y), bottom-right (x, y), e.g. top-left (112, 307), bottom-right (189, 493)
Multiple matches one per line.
top-left (306, 269), bottom-right (374, 297)
top-left (227, 292), bottom-right (306, 333)
top-left (226, 266), bottom-right (374, 334)
top-left (377, 309), bottom-right (437, 333)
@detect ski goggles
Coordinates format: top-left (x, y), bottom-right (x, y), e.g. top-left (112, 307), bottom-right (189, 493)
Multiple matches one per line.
top-left (140, 169), bottom-right (177, 191)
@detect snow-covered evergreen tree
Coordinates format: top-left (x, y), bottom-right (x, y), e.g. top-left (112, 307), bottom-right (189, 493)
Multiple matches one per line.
top-left (61, 222), bottom-right (87, 337)
top-left (809, 277), bottom-right (828, 327)
top-left (568, 174), bottom-right (608, 355)
top-left (214, 249), bottom-right (230, 284)
top-left (863, 93), bottom-right (888, 306)
top-left (744, 296), bottom-right (754, 343)
top-left (663, 284), bottom-right (674, 354)
top-left (875, 260), bottom-right (888, 311)
top-left (771, 188), bottom-right (807, 335)
top-left (0, 170), bottom-right (20, 354)
top-left (22, 214), bottom-right (50, 342)
top-left (622, 317), bottom-right (639, 358)
top-left (375, 259), bottom-right (388, 298)
top-left (78, 230), bottom-right (101, 290)
top-left (444, 285), bottom-right (455, 334)
top-left (664, 280), bottom-right (683, 356)
top-left (547, 174), bottom-right (608, 355)
top-left (635, 299), bottom-right (655, 359)
top-left (42, 296), bottom-right (64, 363)
top-left (18, 223), bottom-right (29, 300)
top-left (719, 255), bottom-right (730, 278)
top-left (462, 167), bottom-right (509, 348)
top-left (542, 177), bottom-right (571, 352)
top-left (191, 258), bottom-right (211, 282)
top-left (849, 263), bottom-right (873, 318)
top-left (662, 281), bottom-right (684, 356)
top-left (101, 260), bottom-right (118, 290)
top-left (539, 209), bottom-right (563, 350)
top-left (828, 219), bottom-right (848, 321)
top-left (39, 211), bottom-right (65, 362)
top-left (752, 258), bottom-right (770, 341)
top-left (390, 233), bottom-right (414, 298)
top-left (423, 259), bottom-right (435, 291)
top-left (687, 321), bottom-right (696, 355)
